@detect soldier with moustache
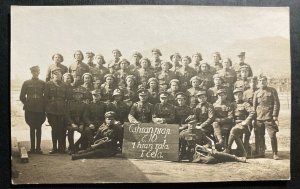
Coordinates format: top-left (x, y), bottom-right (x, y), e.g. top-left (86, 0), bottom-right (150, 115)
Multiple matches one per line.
top-left (68, 50), bottom-right (90, 87)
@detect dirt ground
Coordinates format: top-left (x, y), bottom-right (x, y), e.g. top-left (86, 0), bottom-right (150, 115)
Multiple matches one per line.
top-left (10, 90), bottom-right (290, 184)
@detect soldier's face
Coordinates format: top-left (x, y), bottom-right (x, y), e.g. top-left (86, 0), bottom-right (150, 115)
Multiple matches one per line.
top-left (152, 52), bottom-right (159, 59)
top-left (191, 80), bottom-right (200, 88)
top-left (193, 55), bottom-right (200, 62)
top-left (197, 95), bottom-right (207, 103)
top-left (238, 56), bottom-right (245, 62)
top-left (120, 62), bottom-right (128, 69)
top-left (218, 93), bottom-right (227, 101)
top-left (126, 79), bottom-right (135, 87)
top-left (106, 77), bottom-right (114, 85)
top-left (149, 81), bottom-right (157, 88)
top-left (139, 95), bottom-right (147, 102)
top-left (141, 60), bottom-right (149, 68)
top-left (170, 83), bottom-right (179, 91)
top-left (63, 75), bottom-right (72, 84)
top-left (213, 54), bottom-right (220, 62)
top-left (259, 78), bottom-right (268, 87)
top-left (182, 58), bottom-right (189, 66)
top-left (95, 56), bottom-right (104, 65)
top-left (172, 55), bottom-right (181, 63)
top-left (105, 117), bottom-right (114, 125)
top-left (250, 81), bottom-right (257, 89)
top-left (177, 98), bottom-right (186, 106)
top-left (74, 52), bottom-right (83, 61)
top-left (113, 51), bottom-right (120, 58)
top-left (214, 78), bottom-right (222, 86)
top-left (222, 59), bottom-right (230, 68)
top-left (92, 94), bottom-right (101, 101)
top-left (86, 55), bottom-right (94, 63)
top-left (234, 92), bottom-right (243, 101)
top-left (161, 63), bottom-right (169, 71)
top-left (84, 75), bottom-right (92, 83)
top-left (132, 55), bottom-right (140, 62)
top-left (240, 70), bottom-right (249, 78)
top-left (31, 70), bottom-right (40, 78)
top-left (53, 54), bottom-right (62, 63)
top-left (200, 64), bottom-right (209, 72)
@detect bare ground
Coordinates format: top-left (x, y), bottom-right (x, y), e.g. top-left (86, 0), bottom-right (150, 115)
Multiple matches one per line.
top-left (10, 90), bottom-right (290, 184)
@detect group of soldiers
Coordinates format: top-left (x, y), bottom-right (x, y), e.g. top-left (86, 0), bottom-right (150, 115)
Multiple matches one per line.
top-left (19, 49), bottom-right (280, 162)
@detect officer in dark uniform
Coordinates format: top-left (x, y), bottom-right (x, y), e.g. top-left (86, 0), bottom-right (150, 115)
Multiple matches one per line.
top-left (150, 48), bottom-right (162, 73)
top-left (174, 92), bottom-right (193, 126)
top-left (189, 52), bottom-right (202, 73)
top-left (156, 61), bottom-right (178, 92)
top-left (186, 76), bottom-right (202, 109)
top-left (210, 52), bottom-right (223, 74)
top-left (224, 88), bottom-right (255, 157)
top-left (198, 62), bottom-right (214, 90)
top-left (234, 65), bottom-right (251, 91)
top-left (253, 75), bottom-right (280, 160)
top-left (176, 55), bottom-right (197, 91)
top-left (147, 77), bottom-right (160, 105)
top-left (20, 66), bottom-right (46, 154)
top-left (152, 91), bottom-right (175, 124)
top-left (71, 111), bottom-right (123, 160)
top-left (136, 57), bottom-right (155, 86)
top-left (68, 50), bottom-right (90, 87)
top-left (212, 89), bottom-right (234, 149)
top-left (170, 53), bottom-right (182, 72)
top-left (128, 87), bottom-right (154, 123)
top-left (129, 51), bottom-right (143, 72)
top-left (46, 53), bottom-right (68, 82)
top-left (114, 58), bottom-right (132, 88)
top-left (94, 53), bottom-right (109, 82)
top-left (233, 52), bottom-right (253, 78)
top-left (108, 49), bottom-right (122, 71)
top-left (106, 89), bottom-right (130, 124)
top-left (100, 74), bottom-right (117, 102)
top-left (44, 68), bottom-right (68, 154)
top-left (167, 79), bottom-right (181, 106)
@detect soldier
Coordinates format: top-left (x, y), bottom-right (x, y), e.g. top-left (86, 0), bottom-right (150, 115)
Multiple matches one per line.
top-left (170, 53), bottom-right (182, 72)
top-left (207, 74), bottom-right (233, 104)
top-left (224, 88), bottom-right (255, 157)
top-left (243, 76), bottom-right (258, 106)
top-left (81, 72), bottom-right (94, 92)
top-left (210, 52), bottom-right (223, 74)
top-left (186, 76), bottom-right (202, 109)
top-left (93, 79), bottom-right (102, 90)
top-left (65, 87), bottom-right (87, 154)
top-left (114, 58), bottom-right (132, 87)
top-left (234, 65), bottom-right (251, 91)
top-left (128, 87), bottom-right (154, 123)
top-left (94, 53), bottom-right (109, 82)
top-left (122, 75), bottom-right (139, 107)
top-left (198, 62), bottom-right (214, 90)
top-left (106, 89), bottom-right (130, 124)
top-left (108, 49), bottom-right (122, 71)
top-left (150, 48), bottom-right (162, 72)
top-left (69, 50), bottom-right (90, 87)
top-left (71, 111), bottom-right (123, 160)
top-left (86, 51), bottom-right (96, 69)
top-left (129, 51), bottom-right (143, 72)
top-left (217, 58), bottom-right (237, 91)
top-left (176, 55), bottom-right (197, 92)
top-left (44, 68), bottom-right (68, 154)
top-left (136, 57), bottom-right (155, 86)
top-left (152, 91), bottom-right (175, 124)
top-left (212, 89), bottom-right (234, 149)
top-left (46, 53), bottom-right (68, 82)
top-left (253, 75), bottom-right (280, 160)
top-left (20, 66), bottom-right (46, 154)
top-left (174, 92), bottom-right (193, 126)
top-left (167, 79), bottom-right (181, 106)
top-left (147, 77), bottom-right (160, 105)
top-left (189, 52), bottom-right (203, 73)
top-left (100, 74), bottom-right (117, 102)
top-left (233, 52), bottom-right (253, 78)
top-left (156, 61), bottom-right (177, 92)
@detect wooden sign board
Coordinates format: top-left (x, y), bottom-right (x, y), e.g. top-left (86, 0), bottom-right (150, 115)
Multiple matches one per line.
top-left (122, 123), bottom-right (179, 162)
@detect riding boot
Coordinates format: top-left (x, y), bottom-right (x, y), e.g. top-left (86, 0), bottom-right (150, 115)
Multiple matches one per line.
top-left (213, 123), bottom-right (224, 146)
top-left (235, 137), bottom-right (247, 157)
top-left (224, 134), bottom-right (234, 154)
top-left (35, 126), bottom-right (42, 153)
top-left (49, 129), bottom-right (58, 154)
top-left (29, 127), bottom-right (35, 153)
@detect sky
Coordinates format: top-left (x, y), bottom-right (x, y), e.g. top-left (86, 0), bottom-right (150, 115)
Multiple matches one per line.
top-left (11, 5), bottom-right (290, 80)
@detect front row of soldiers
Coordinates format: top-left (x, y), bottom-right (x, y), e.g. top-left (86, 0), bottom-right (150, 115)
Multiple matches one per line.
top-left (20, 65), bottom-right (280, 162)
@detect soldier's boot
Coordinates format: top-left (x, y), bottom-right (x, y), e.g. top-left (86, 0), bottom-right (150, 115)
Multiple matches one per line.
top-left (179, 141), bottom-right (187, 161)
top-left (35, 127), bottom-right (43, 154)
top-left (235, 137), bottom-right (247, 158)
top-left (243, 134), bottom-right (251, 154)
top-left (258, 135), bottom-right (265, 158)
top-left (71, 150), bottom-right (95, 160)
top-left (224, 134), bottom-right (234, 154)
top-left (28, 127), bottom-right (35, 154)
top-left (271, 135), bottom-right (279, 160)
top-left (49, 130), bottom-right (58, 154)
top-left (213, 123), bottom-right (224, 148)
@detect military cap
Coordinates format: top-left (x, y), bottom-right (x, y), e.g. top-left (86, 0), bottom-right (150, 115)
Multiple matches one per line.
top-left (240, 65), bottom-right (249, 71)
top-left (112, 49), bottom-right (122, 57)
top-left (125, 75), bottom-right (136, 82)
top-left (237, 52), bottom-right (246, 57)
top-left (151, 48), bottom-right (162, 56)
top-left (217, 89), bottom-right (227, 95)
top-left (51, 67), bottom-right (62, 75)
top-left (95, 54), bottom-right (106, 64)
top-left (92, 89), bottom-right (101, 95)
top-left (105, 111), bottom-right (116, 118)
top-left (233, 88), bottom-right (243, 94)
top-left (192, 52), bottom-right (203, 61)
top-left (104, 74), bottom-right (115, 80)
top-left (139, 57), bottom-right (151, 67)
top-left (213, 74), bottom-right (224, 81)
top-left (196, 90), bottom-right (207, 96)
top-left (169, 79), bottom-right (180, 86)
top-left (161, 61), bottom-right (173, 69)
top-left (182, 56), bottom-right (192, 63)
top-left (175, 92), bottom-right (187, 99)
top-left (93, 79), bottom-right (101, 84)
top-left (119, 58), bottom-right (130, 65)
top-left (170, 53), bottom-right (182, 61)
top-left (147, 77), bottom-right (158, 85)
top-left (30, 65), bottom-right (40, 72)
top-left (74, 50), bottom-right (84, 58)
top-left (137, 87), bottom-right (148, 96)
top-left (52, 53), bottom-right (64, 62)
top-left (113, 88), bottom-right (123, 96)
top-left (212, 52), bottom-right (222, 60)
top-left (159, 91), bottom-right (169, 97)
top-left (132, 51), bottom-right (143, 59)
top-left (82, 72), bottom-right (93, 80)
top-left (190, 76), bottom-right (201, 84)
top-left (85, 51), bottom-right (95, 57)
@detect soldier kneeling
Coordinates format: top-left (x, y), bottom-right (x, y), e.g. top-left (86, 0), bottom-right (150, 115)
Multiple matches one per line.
top-left (71, 111), bottom-right (123, 160)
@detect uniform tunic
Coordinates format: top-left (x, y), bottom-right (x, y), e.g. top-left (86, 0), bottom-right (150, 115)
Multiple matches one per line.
top-left (174, 105), bottom-right (193, 125)
top-left (68, 62), bottom-right (90, 86)
top-left (100, 83), bottom-right (117, 102)
top-left (243, 88), bottom-right (258, 106)
top-left (128, 101), bottom-right (154, 123)
top-left (156, 70), bottom-right (177, 92)
top-left (193, 101), bottom-right (215, 130)
top-left (44, 81), bottom-right (68, 115)
top-left (217, 68), bottom-right (237, 90)
top-left (136, 68), bottom-right (155, 86)
top-left (94, 66), bottom-right (110, 82)
top-left (176, 66), bottom-right (197, 91)
top-left (83, 101), bottom-right (107, 128)
top-left (87, 62), bottom-right (100, 81)
top-left (189, 62), bottom-right (200, 73)
top-left (186, 88), bottom-right (201, 109)
top-left (66, 100), bottom-right (86, 126)
top-left (166, 89), bottom-right (180, 106)
top-left (46, 63), bottom-right (68, 82)
top-left (234, 77), bottom-right (251, 91)
top-left (106, 101), bottom-right (130, 123)
top-left (148, 88), bottom-right (160, 105)
top-left (233, 62), bottom-right (253, 78)
top-left (198, 71), bottom-right (214, 90)
top-left (114, 69), bottom-right (132, 87)
top-left (150, 59), bottom-right (162, 73)
top-left (213, 99), bottom-right (234, 129)
top-left (210, 62), bottom-right (223, 74)
top-left (207, 85), bottom-right (233, 104)
top-left (122, 87), bottom-right (139, 107)
top-left (152, 103), bottom-right (175, 124)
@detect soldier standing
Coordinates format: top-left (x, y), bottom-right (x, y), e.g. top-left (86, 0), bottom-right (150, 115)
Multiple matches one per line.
top-left (176, 55), bottom-right (197, 92)
top-left (114, 58), bottom-right (132, 88)
top-left (108, 49), bottom-right (122, 71)
top-left (152, 91), bottom-right (175, 124)
top-left (189, 52), bottom-right (202, 73)
top-left (122, 75), bottom-right (139, 107)
top-left (150, 48), bottom-right (162, 73)
top-left (198, 62), bottom-right (214, 90)
top-left (86, 51), bottom-right (96, 69)
top-left (253, 75), bottom-right (280, 160)
top-left (44, 68), bottom-right (68, 154)
top-left (210, 52), bottom-right (223, 74)
top-left (100, 74), bottom-right (117, 102)
top-left (128, 87), bottom-right (154, 123)
top-left (186, 76), bottom-right (202, 109)
top-left (167, 79), bottom-right (181, 106)
top-left (46, 53), bottom-right (68, 82)
top-left (94, 53), bottom-right (109, 82)
top-left (170, 53), bottom-right (182, 72)
top-left (129, 51), bottom-right (143, 72)
top-left (156, 61), bottom-right (177, 92)
top-left (234, 65), bottom-right (251, 91)
top-left (69, 50), bottom-right (90, 87)
top-left (217, 58), bottom-right (237, 91)
top-left (20, 66), bottom-right (46, 154)
top-left (136, 57), bottom-right (155, 86)
top-left (147, 77), bottom-right (160, 105)
top-left (233, 52), bottom-right (253, 78)
top-left (243, 76), bottom-right (258, 106)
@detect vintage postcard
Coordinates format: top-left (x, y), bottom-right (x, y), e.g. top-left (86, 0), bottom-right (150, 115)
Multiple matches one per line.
top-left (11, 5), bottom-right (290, 183)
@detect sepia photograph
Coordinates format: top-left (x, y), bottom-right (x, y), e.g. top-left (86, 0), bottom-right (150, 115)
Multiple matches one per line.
top-left (10, 5), bottom-right (291, 183)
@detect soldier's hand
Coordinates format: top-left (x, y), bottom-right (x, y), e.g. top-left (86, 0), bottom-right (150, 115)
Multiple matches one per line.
top-left (195, 125), bottom-right (202, 130)
top-left (273, 116), bottom-right (278, 121)
top-left (89, 124), bottom-right (95, 130)
top-left (241, 121), bottom-right (247, 126)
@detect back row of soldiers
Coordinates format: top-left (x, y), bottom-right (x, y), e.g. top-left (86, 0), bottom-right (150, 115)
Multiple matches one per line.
top-left (20, 49), bottom-right (280, 161)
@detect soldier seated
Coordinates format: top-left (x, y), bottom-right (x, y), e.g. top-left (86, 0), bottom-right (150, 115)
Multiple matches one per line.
top-left (174, 92), bottom-right (193, 127)
top-left (152, 91), bottom-right (175, 124)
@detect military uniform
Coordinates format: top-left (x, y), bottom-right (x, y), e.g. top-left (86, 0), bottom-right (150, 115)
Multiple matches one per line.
top-left (186, 76), bottom-right (202, 109)
top-left (150, 48), bottom-right (162, 73)
top-left (234, 63), bottom-right (253, 78)
top-left (217, 68), bottom-right (237, 90)
top-left (210, 62), bottom-right (223, 74)
top-left (106, 89), bottom-right (130, 123)
top-left (166, 79), bottom-right (181, 106)
top-left (198, 71), bottom-right (214, 90)
top-left (207, 85), bottom-right (229, 104)
top-left (20, 66), bottom-right (46, 153)
top-left (94, 65), bottom-right (110, 82)
top-left (174, 104), bottom-right (193, 126)
top-left (243, 87), bottom-right (258, 106)
top-left (136, 68), bottom-right (155, 86)
top-left (100, 74), bottom-right (117, 102)
top-left (68, 61), bottom-right (90, 87)
top-left (122, 86), bottom-right (138, 107)
top-left (156, 68), bottom-right (177, 92)
top-left (234, 77), bottom-right (251, 91)
top-left (152, 92), bottom-right (176, 124)
top-left (176, 65), bottom-right (197, 91)
top-left (46, 63), bottom-right (68, 82)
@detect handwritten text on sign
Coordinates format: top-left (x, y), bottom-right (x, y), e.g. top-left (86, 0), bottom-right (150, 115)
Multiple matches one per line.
top-left (122, 123), bottom-right (179, 161)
